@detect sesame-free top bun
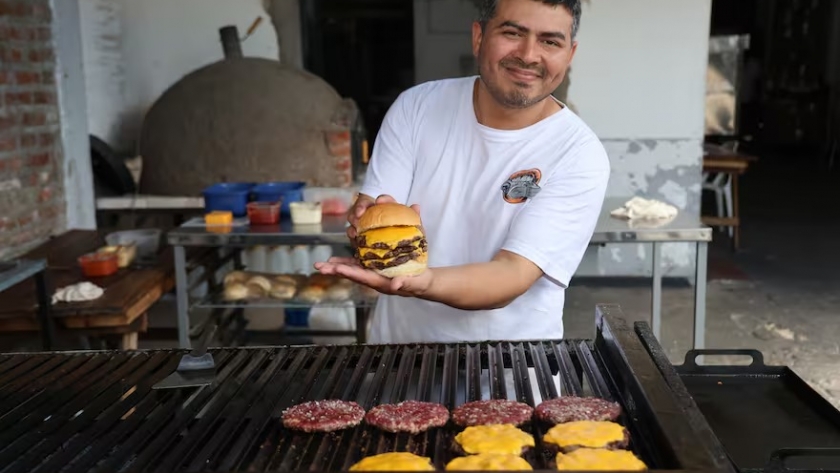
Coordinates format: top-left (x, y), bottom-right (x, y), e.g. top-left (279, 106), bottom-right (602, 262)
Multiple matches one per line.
top-left (358, 203), bottom-right (422, 232)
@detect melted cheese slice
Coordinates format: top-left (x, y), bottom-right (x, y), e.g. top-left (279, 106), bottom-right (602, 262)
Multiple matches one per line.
top-left (543, 421), bottom-right (625, 449)
top-left (455, 424), bottom-right (535, 455)
top-left (446, 453), bottom-right (533, 471)
top-left (359, 226), bottom-right (423, 247)
top-left (349, 452), bottom-right (435, 471)
top-left (359, 239), bottom-right (423, 259)
top-left (555, 448), bottom-right (647, 471)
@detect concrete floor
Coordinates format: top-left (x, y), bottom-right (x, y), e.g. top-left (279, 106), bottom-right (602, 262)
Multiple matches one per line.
top-left (561, 159), bottom-right (840, 409)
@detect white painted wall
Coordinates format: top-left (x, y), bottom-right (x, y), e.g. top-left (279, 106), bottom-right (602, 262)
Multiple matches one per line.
top-left (53, 0), bottom-right (96, 230)
top-left (79, 0), bottom-right (280, 152)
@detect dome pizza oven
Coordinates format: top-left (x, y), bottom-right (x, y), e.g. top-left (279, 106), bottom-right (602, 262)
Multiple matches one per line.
top-left (138, 26), bottom-right (363, 196)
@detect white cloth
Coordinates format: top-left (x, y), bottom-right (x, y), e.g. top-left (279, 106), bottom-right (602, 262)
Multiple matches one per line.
top-left (52, 282), bottom-right (104, 304)
top-left (360, 76), bottom-right (610, 344)
top-left (610, 196), bottom-right (678, 221)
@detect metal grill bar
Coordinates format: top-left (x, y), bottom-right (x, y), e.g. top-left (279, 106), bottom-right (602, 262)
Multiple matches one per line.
top-left (0, 338), bottom-right (696, 473)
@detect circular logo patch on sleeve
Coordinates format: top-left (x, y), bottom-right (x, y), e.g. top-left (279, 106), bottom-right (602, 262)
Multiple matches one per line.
top-left (501, 169), bottom-right (542, 203)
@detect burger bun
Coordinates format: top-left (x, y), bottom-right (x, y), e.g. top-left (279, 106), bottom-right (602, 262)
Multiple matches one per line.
top-left (358, 203), bottom-right (422, 233)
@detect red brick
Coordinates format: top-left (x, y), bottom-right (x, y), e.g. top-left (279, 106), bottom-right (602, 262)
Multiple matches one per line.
top-left (15, 71), bottom-right (39, 85)
top-left (37, 27), bottom-right (50, 42)
top-left (27, 152), bottom-right (50, 167)
top-left (9, 26), bottom-right (34, 42)
top-left (17, 212), bottom-right (34, 228)
top-left (5, 91), bottom-right (32, 105)
top-left (0, 26), bottom-right (9, 41)
top-left (0, 71), bottom-right (8, 85)
top-left (32, 4), bottom-right (50, 21)
top-left (32, 91), bottom-right (52, 105)
top-left (41, 71), bottom-right (54, 85)
top-left (12, 2), bottom-right (32, 17)
top-left (20, 133), bottom-right (37, 148)
top-left (22, 112), bottom-right (45, 127)
top-left (0, 217), bottom-right (13, 231)
top-left (325, 130), bottom-right (352, 157)
top-left (0, 1), bottom-right (13, 16)
top-left (0, 115), bottom-right (15, 132)
top-left (334, 156), bottom-right (352, 171)
top-left (38, 132), bottom-right (54, 147)
top-left (0, 137), bottom-right (16, 152)
top-left (1, 47), bottom-right (24, 63)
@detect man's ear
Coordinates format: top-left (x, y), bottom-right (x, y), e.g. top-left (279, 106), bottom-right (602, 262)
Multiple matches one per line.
top-left (471, 21), bottom-right (483, 58)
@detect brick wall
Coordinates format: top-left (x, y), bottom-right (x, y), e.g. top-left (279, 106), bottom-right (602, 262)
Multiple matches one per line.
top-left (0, 0), bottom-right (65, 259)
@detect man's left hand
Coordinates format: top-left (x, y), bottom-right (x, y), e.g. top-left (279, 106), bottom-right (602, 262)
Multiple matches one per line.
top-left (314, 257), bottom-right (433, 297)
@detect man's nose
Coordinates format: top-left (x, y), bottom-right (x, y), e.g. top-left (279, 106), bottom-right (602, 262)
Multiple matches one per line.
top-left (517, 37), bottom-right (540, 65)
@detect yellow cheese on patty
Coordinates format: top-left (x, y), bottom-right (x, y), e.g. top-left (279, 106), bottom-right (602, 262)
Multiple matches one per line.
top-left (359, 226), bottom-right (423, 247)
top-left (543, 421), bottom-right (625, 449)
top-left (555, 448), bottom-right (647, 471)
top-left (455, 424), bottom-right (535, 455)
top-left (446, 453), bottom-right (533, 471)
top-left (359, 240), bottom-right (423, 259)
top-left (349, 452), bottom-right (435, 471)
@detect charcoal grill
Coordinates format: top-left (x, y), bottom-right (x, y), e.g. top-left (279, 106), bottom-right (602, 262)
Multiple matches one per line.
top-left (0, 305), bottom-right (733, 473)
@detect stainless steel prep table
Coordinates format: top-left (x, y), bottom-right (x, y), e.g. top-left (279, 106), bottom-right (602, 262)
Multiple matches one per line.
top-left (167, 199), bottom-right (711, 350)
top-left (592, 197), bottom-right (712, 349)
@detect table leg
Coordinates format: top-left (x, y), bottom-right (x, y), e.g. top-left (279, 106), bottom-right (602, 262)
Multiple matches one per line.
top-left (732, 173), bottom-right (741, 251)
top-left (174, 245), bottom-right (191, 349)
top-left (651, 242), bottom-right (663, 340)
top-left (694, 241), bottom-right (708, 350)
top-left (355, 306), bottom-right (368, 344)
top-left (34, 270), bottom-right (54, 350)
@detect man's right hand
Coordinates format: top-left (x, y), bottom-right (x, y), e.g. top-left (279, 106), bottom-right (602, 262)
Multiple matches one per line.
top-left (346, 194), bottom-right (397, 244)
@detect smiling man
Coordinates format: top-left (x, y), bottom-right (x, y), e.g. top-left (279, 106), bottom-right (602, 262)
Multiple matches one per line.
top-left (315, 0), bottom-right (610, 344)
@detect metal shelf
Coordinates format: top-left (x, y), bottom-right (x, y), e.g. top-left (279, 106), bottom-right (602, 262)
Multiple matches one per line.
top-left (193, 290), bottom-right (379, 310)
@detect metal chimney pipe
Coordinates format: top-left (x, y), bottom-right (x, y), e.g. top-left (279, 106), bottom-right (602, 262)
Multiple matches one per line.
top-left (219, 26), bottom-right (243, 59)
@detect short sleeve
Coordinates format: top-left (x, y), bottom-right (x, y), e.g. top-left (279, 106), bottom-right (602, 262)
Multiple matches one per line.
top-left (359, 91), bottom-right (416, 204)
top-left (500, 140), bottom-right (610, 287)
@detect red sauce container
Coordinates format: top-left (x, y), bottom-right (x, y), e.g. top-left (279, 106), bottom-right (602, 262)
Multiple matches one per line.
top-left (247, 201), bottom-right (281, 225)
top-left (79, 252), bottom-right (119, 277)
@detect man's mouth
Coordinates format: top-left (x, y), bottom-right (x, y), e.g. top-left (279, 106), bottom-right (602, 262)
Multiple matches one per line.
top-left (504, 66), bottom-right (542, 82)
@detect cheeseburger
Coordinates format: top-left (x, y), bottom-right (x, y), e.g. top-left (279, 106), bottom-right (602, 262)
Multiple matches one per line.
top-left (355, 203), bottom-right (428, 277)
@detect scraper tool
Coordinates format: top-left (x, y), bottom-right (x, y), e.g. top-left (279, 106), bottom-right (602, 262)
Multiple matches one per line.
top-left (153, 324), bottom-right (218, 390)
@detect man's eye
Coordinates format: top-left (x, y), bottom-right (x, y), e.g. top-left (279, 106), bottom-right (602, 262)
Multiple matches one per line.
top-left (503, 30), bottom-right (520, 37)
top-left (543, 40), bottom-right (560, 47)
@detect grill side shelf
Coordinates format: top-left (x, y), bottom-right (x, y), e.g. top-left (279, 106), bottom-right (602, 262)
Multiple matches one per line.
top-left (594, 304), bottom-right (727, 472)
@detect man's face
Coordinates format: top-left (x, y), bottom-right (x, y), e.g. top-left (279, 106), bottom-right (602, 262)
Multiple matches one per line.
top-left (472, 0), bottom-right (578, 109)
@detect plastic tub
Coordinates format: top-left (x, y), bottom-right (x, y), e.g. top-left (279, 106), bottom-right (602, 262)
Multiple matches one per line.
top-left (290, 201), bottom-right (322, 224)
top-left (302, 187), bottom-right (358, 215)
top-left (253, 182), bottom-right (305, 215)
top-left (105, 229), bottom-right (162, 259)
top-left (246, 201), bottom-right (281, 225)
top-left (79, 252), bottom-right (119, 277)
top-left (285, 308), bottom-right (310, 327)
top-left (202, 182), bottom-right (255, 216)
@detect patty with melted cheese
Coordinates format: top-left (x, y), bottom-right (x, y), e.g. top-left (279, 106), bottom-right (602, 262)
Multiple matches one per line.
top-left (555, 448), bottom-right (647, 471)
top-left (349, 452), bottom-right (435, 471)
top-left (453, 424), bottom-right (535, 455)
top-left (446, 453), bottom-right (533, 471)
top-left (543, 421), bottom-right (629, 452)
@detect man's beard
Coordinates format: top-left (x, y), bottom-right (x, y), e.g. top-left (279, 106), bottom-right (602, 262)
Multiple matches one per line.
top-left (478, 58), bottom-right (550, 109)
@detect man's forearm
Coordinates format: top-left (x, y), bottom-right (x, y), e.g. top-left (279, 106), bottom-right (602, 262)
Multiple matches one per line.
top-left (419, 257), bottom-right (539, 310)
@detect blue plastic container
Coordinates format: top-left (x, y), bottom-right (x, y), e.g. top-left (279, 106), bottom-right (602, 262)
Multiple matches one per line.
top-left (202, 183), bottom-right (255, 216)
top-left (285, 308), bottom-right (310, 327)
top-left (253, 182), bottom-right (305, 215)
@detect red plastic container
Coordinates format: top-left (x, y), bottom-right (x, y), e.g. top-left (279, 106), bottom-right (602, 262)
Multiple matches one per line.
top-left (247, 201), bottom-right (281, 225)
top-left (78, 252), bottom-right (119, 277)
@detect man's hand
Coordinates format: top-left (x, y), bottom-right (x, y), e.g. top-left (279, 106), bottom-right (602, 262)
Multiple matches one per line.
top-left (314, 257), bottom-right (434, 297)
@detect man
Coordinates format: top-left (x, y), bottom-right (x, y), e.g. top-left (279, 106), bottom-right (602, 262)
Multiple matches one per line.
top-left (315, 0), bottom-right (609, 343)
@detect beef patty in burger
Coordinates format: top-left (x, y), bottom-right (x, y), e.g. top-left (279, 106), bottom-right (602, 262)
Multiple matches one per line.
top-left (355, 203), bottom-right (428, 278)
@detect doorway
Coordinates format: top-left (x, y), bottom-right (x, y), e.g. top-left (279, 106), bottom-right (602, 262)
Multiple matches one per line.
top-left (301, 0), bottom-right (415, 148)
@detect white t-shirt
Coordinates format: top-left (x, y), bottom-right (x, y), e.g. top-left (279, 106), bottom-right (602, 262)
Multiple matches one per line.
top-left (359, 76), bottom-right (610, 344)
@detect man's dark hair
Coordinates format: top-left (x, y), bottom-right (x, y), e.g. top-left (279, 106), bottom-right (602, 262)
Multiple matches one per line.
top-left (477, 0), bottom-right (582, 39)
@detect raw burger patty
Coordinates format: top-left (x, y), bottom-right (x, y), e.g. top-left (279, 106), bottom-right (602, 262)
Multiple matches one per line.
top-left (365, 400), bottom-right (450, 433)
top-left (452, 399), bottom-right (533, 427)
top-left (282, 400), bottom-right (365, 433)
top-left (534, 396), bottom-right (621, 424)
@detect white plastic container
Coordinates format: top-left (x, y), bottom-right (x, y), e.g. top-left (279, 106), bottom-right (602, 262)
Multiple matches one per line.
top-left (302, 187), bottom-right (359, 216)
top-left (290, 202), bottom-right (323, 224)
top-left (290, 245), bottom-right (311, 275)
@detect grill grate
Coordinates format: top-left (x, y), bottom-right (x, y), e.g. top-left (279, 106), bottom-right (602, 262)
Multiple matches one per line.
top-left (0, 341), bottom-right (636, 473)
